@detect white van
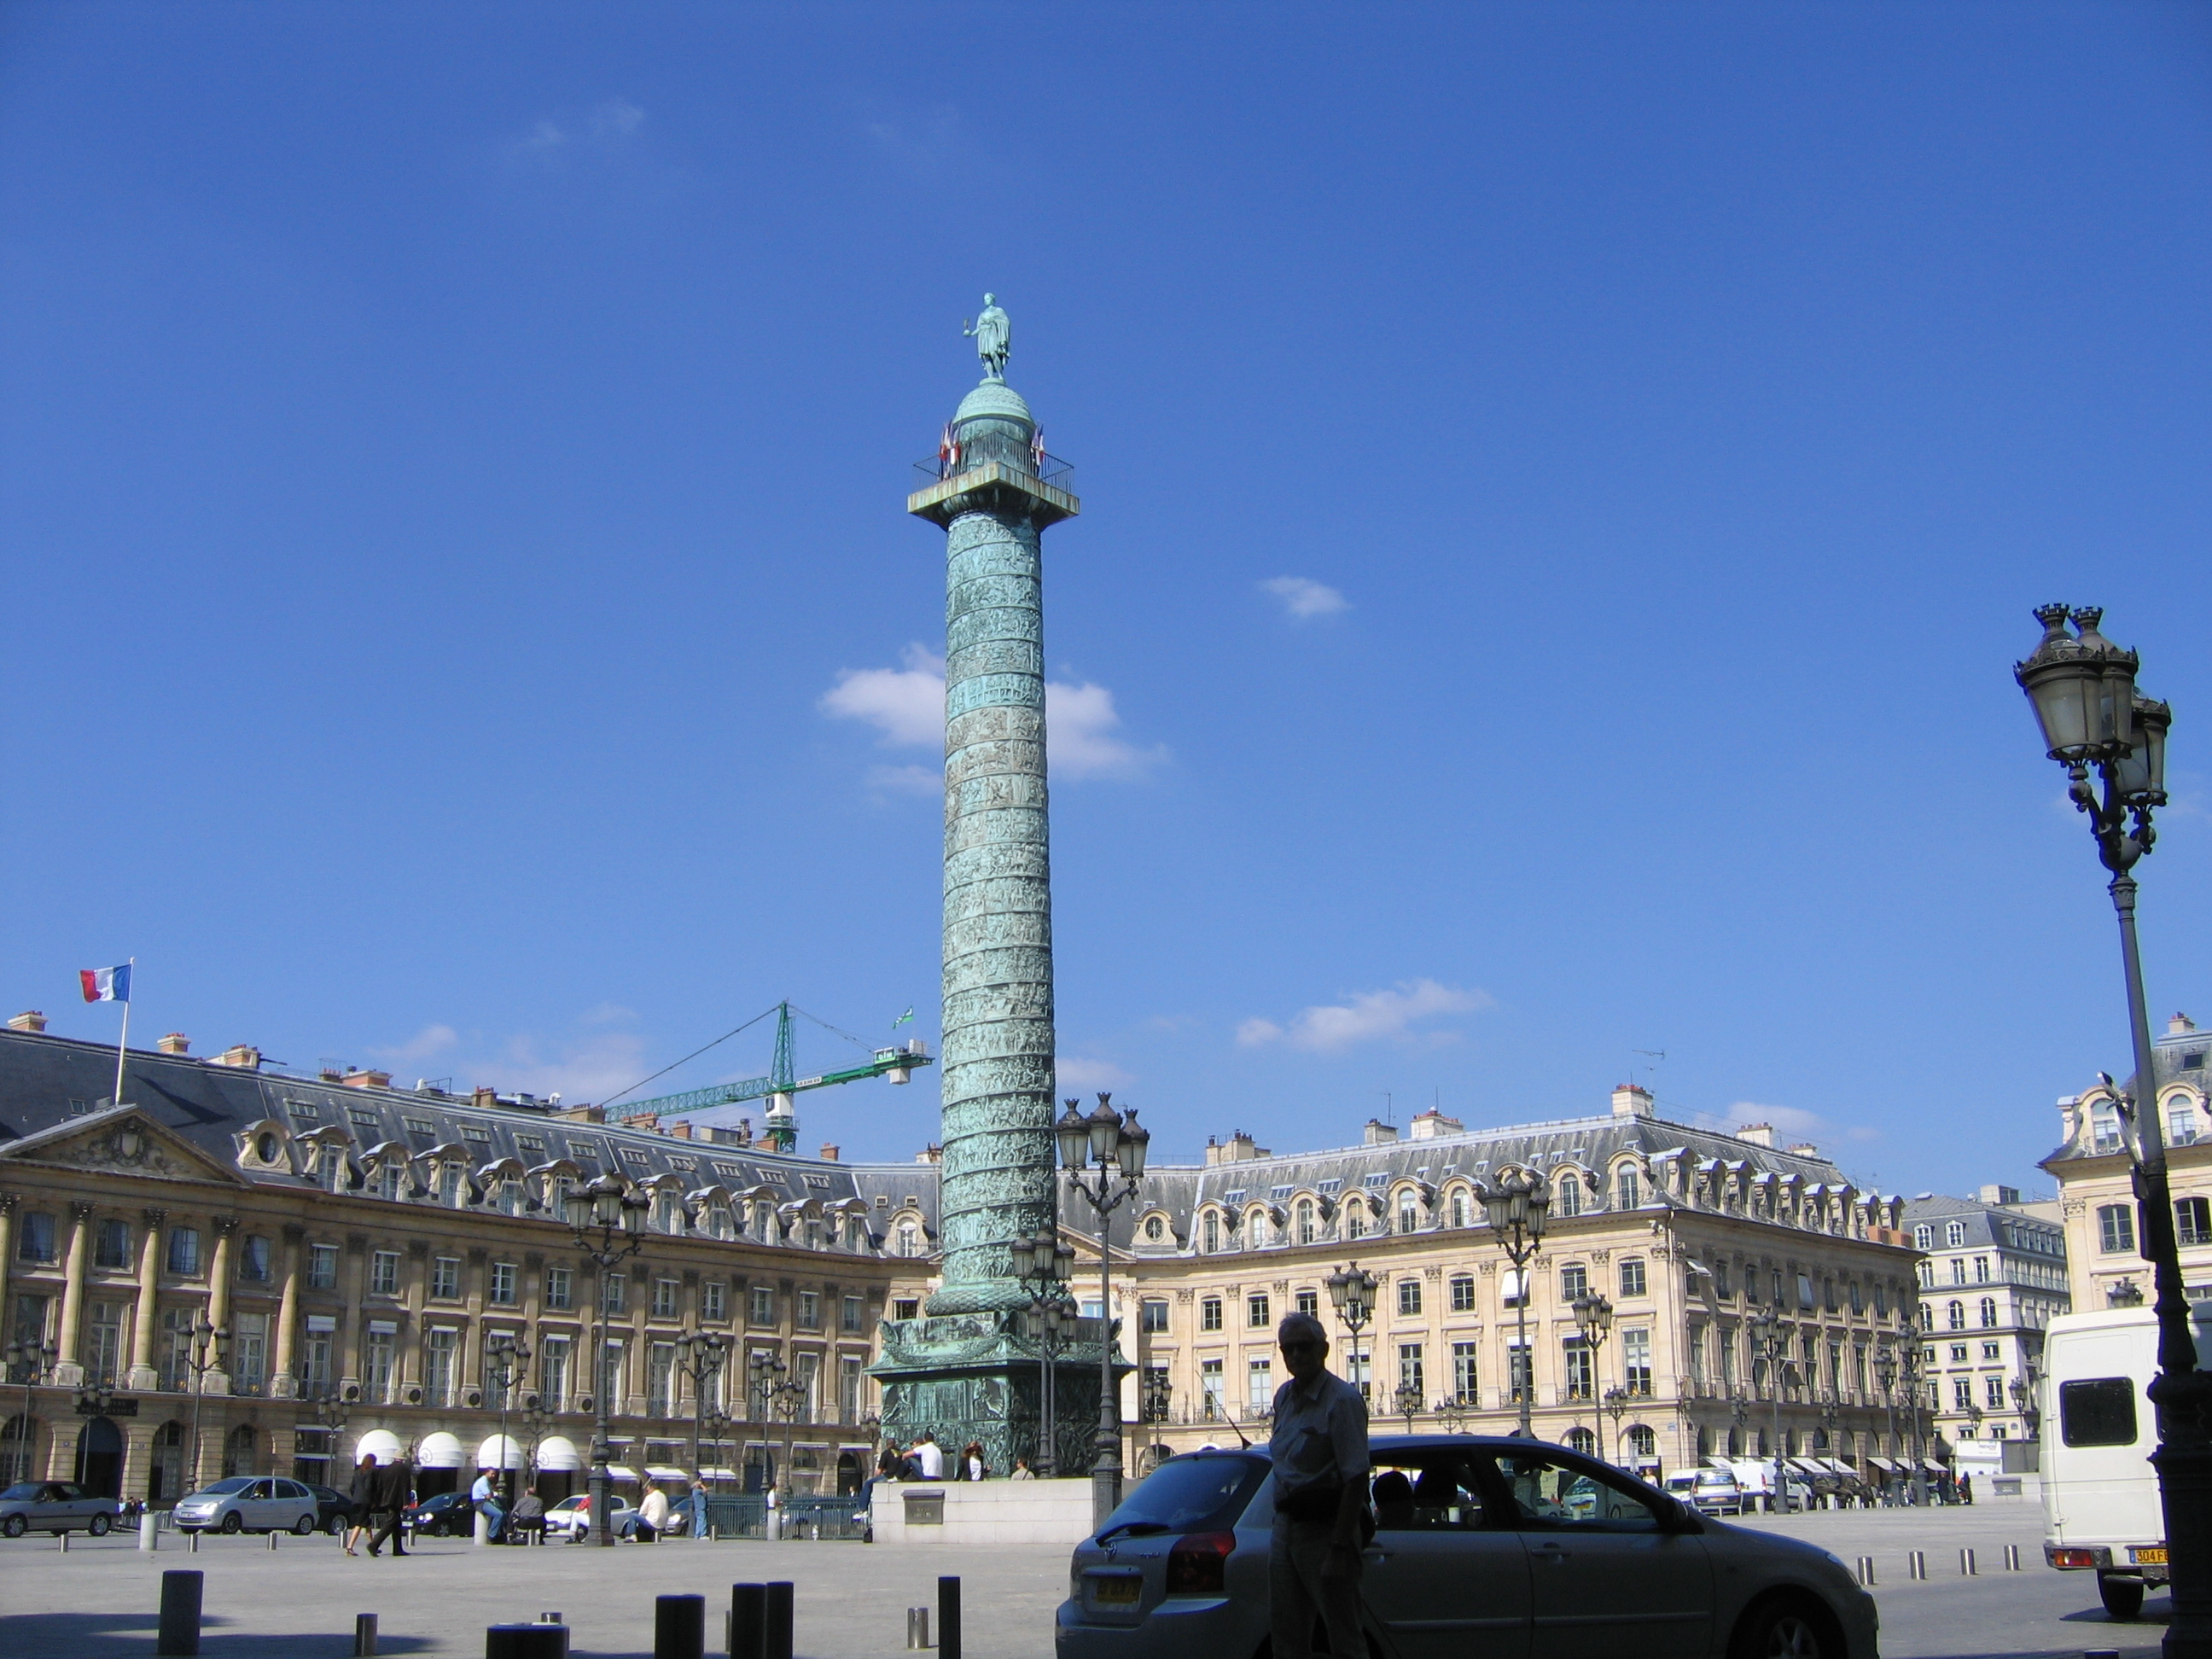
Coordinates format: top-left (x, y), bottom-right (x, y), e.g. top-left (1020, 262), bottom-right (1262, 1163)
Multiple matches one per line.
top-left (2040, 1306), bottom-right (2212, 1619)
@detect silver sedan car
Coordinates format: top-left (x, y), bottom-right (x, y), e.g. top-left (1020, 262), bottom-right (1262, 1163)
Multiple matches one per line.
top-left (172, 1475), bottom-right (323, 1534)
top-left (0, 1481), bottom-right (123, 1538)
top-left (1057, 1436), bottom-right (1877, 1659)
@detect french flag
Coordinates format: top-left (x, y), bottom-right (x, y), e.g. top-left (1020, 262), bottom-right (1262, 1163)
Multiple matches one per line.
top-left (79, 963), bottom-right (131, 1004)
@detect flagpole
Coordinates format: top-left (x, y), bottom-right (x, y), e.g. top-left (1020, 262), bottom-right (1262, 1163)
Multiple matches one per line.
top-left (112, 958), bottom-right (133, 1106)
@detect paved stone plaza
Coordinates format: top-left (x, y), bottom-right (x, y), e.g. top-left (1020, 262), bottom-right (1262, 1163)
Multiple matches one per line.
top-left (0, 1506), bottom-right (2169, 1658)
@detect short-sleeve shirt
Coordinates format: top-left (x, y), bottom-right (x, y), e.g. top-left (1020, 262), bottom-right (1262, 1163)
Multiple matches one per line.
top-left (1268, 1370), bottom-right (1370, 1511)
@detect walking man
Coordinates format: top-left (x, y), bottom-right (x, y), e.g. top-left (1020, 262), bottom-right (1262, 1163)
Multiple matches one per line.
top-left (1266, 1310), bottom-right (1369, 1659)
top-left (343, 1453), bottom-right (376, 1556)
top-left (366, 1453), bottom-right (413, 1557)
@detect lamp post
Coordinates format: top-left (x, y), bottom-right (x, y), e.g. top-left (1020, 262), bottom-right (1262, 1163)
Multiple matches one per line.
top-left (1603, 1388), bottom-right (1631, 1469)
top-left (1873, 1348), bottom-right (1900, 1505)
top-left (4, 1340), bottom-right (55, 1486)
top-left (1897, 1324), bottom-right (1930, 1507)
top-left (1016, 1226), bottom-right (1076, 1476)
top-left (2015, 602), bottom-right (2209, 1659)
top-left (1142, 1371), bottom-right (1173, 1466)
top-left (1435, 1395), bottom-right (1469, 1435)
top-left (1572, 1291), bottom-right (1615, 1461)
top-left (748, 1349), bottom-right (805, 1503)
top-left (562, 1172), bottom-right (649, 1548)
top-left (1056, 1091), bottom-right (1150, 1529)
top-left (521, 1397), bottom-right (553, 1492)
top-left (181, 1314), bottom-right (228, 1493)
top-left (483, 1332), bottom-right (531, 1504)
top-left (2011, 1363), bottom-right (2043, 1441)
top-left (1393, 1380), bottom-right (1423, 1438)
top-left (1324, 1262), bottom-right (1377, 1412)
top-left (673, 1329), bottom-right (728, 1486)
top-left (1747, 1308), bottom-right (1791, 1512)
top-left (1476, 1172), bottom-right (1550, 1437)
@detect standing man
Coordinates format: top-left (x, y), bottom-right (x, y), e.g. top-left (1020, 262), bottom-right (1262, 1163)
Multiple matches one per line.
top-left (366, 1452), bottom-right (413, 1558)
top-left (1267, 1311), bottom-right (1369, 1659)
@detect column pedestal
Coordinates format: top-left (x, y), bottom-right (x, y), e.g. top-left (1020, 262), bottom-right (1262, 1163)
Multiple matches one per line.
top-left (870, 1311), bottom-right (1126, 1479)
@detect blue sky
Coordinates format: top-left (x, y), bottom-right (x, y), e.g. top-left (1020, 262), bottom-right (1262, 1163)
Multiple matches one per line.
top-left (3, 3), bottom-right (2209, 1194)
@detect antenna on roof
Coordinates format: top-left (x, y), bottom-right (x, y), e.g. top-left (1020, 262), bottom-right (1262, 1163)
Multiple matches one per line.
top-left (1633, 1050), bottom-right (1667, 1098)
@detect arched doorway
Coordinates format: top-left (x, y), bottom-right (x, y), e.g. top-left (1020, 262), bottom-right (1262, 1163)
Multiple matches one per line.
top-left (835, 1451), bottom-right (862, 1497)
top-left (1, 1414), bottom-right (38, 1485)
top-left (148, 1423), bottom-right (187, 1503)
top-left (74, 1417), bottom-right (123, 1499)
top-left (223, 1423), bottom-right (259, 1478)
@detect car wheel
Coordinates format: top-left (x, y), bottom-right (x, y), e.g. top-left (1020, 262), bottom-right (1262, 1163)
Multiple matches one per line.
top-left (294, 1514), bottom-right (317, 1536)
top-left (88, 1514), bottom-right (112, 1537)
top-left (1, 1516), bottom-right (25, 1540)
top-left (1732, 1594), bottom-right (1837, 1659)
top-left (219, 1512), bottom-right (243, 1535)
top-left (324, 1515), bottom-right (346, 1536)
top-left (2099, 1574), bottom-right (2147, 1621)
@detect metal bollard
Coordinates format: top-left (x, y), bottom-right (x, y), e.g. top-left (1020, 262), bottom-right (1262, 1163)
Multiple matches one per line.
top-left (539, 1614), bottom-right (562, 1625)
top-left (2005, 1545), bottom-right (2023, 1572)
top-left (269, 1529), bottom-right (280, 1551)
top-left (156, 1569), bottom-right (205, 1657)
top-left (354, 1614), bottom-right (380, 1657)
top-left (656, 1594), bottom-right (706, 1659)
top-left (939, 1576), bottom-right (961, 1659)
top-left (1855, 1556), bottom-right (1876, 1586)
top-left (1961, 1548), bottom-right (1977, 1576)
top-left (766, 1581), bottom-right (794, 1659)
top-left (485, 1623), bottom-right (568, 1659)
top-left (59, 1529), bottom-right (68, 1552)
top-left (1908, 1551), bottom-right (1927, 1580)
top-left (189, 1529), bottom-right (200, 1553)
top-left (731, 1583), bottom-right (767, 1659)
top-left (141, 1511), bottom-right (160, 1552)
top-left (907, 1608), bottom-right (933, 1650)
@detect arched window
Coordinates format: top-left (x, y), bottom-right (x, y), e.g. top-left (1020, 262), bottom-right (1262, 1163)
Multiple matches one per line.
top-left (1249, 1207), bottom-right (1270, 1245)
top-left (1449, 1189), bottom-right (1469, 1229)
top-left (1946, 1220), bottom-right (1967, 1249)
top-left (1145, 1214), bottom-right (1166, 1243)
top-left (1347, 1202), bottom-right (1367, 1240)
top-left (500, 1179), bottom-right (525, 1217)
top-left (1947, 1300), bottom-right (1965, 1330)
top-left (1396, 1192), bottom-right (1419, 1234)
top-left (148, 1421), bottom-right (186, 1503)
top-left (1554, 1177), bottom-right (1582, 1219)
top-left (1564, 1427), bottom-right (1595, 1457)
top-left (375, 1161), bottom-right (403, 1201)
top-left (1724, 1425), bottom-right (1740, 1458)
top-left (223, 1423), bottom-right (259, 1478)
top-left (2169, 1098), bottom-right (2201, 1147)
top-left (2091, 1099), bottom-right (2123, 1153)
top-left (0, 1414), bottom-right (36, 1484)
top-left (1297, 1201), bottom-right (1316, 1245)
top-left (1627, 1424), bottom-right (1657, 1461)
top-left (1615, 1167), bottom-right (1639, 1210)
top-left (1203, 1211), bottom-right (1220, 1254)
top-left (1979, 1296), bottom-right (1998, 1329)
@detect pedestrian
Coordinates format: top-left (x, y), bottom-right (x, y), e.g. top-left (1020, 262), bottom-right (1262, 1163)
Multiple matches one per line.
top-left (685, 1478), bottom-right (710, 1539)
top-left (1959, 1473), bottom-right (1973, 1506)
top-left (344, 1453), bottom-right (376, 1556)
top-left (1266, 1310), bottom-right (1369, 1659)
top-left (469, 1466), bottom-right (505, 1542)
top-left (509, 1487), bottom-right (546, 1545)
top-left (637, 1480), bottom-right (669, 1543)
top-left (366, 1454), bottom-right (413, 1557)
top-left (913, 1434), bottom-right (945, 1479)
top-left (1010, 1456), bottom-right (1035, 1481)
top-left (961, 1441), bottom-right (987, 1481)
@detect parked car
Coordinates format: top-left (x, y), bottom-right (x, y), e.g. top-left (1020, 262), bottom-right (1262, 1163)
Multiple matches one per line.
top-left (1664, 1468), bottom-right (1746, 1516)
top-left (542, 1492), bottom-right (635, 1541)
top-left (403, 1491), bottom-right (477, 1538)
top-left (172, 1476), bottom-right (322, 1535)
top-left (306, 1483), bottom-right (363, 1536)
top-left (0, 1481), bottom-right (124, 1538)
top-left (1057, 1436), bottom-right (1878, 1659)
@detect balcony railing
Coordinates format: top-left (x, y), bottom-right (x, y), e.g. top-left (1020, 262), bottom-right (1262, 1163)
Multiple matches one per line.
top-left (914, 433), bottom-right (1075, 496)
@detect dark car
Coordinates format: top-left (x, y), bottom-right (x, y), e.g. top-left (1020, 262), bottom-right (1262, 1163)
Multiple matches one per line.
top-left (403, 1491), bottom-right (475, 1538)
top-left (308, 1483), bottom-right (364, 1536)
top-left (1057, 1435), bottom-right (1880, 1659)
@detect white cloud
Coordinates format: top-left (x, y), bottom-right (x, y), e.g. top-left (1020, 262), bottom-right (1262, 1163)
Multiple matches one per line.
top-left (498, 100), bottom-right (647, 171)
top-left (474, 1029), bottom-right (651, 1104)
top-left (1237, 980), bottom-right (1493, 1054)
top-left (1056, 1057), bottom-right (1133, 1093)
top-left (1261, 576), bottom-right (1348, 619)
top-left (821, 645), bottom-right (1162, 782)
top-left (371, 1024), bottom-right (458, 1064)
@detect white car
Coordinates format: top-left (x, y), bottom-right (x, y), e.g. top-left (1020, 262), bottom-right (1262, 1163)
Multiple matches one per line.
top-left (0, 1481), bottom-right (123, 1538)
top-left (172, 1476), bottom-right (323, 1535)
top-left (1666, 1468), bottom-right (1746, 1516)
top-left (542, 1492), bottom-right (635, 1540)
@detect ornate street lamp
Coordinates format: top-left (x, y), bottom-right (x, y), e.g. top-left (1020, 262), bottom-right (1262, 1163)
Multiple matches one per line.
top-left (748, 1349), bottom-right (806, 1503)
top-left (1603, 1388), bottom-right (1632, 1467)
top-left (673, 1329), bottom-right (728, 1490)
top-left (2015, 603), bottom-right (2210, 1659)
top-left (4, 1340), bottom-right (56, 1487)
top-left (2011, 1364), bottom-right (2043, 1440)
top-left (1476, 1172), bottom-right (1549, 1436)
top-left (1747, 1308), bottom-right (1793, 1512)
top-left (521, 1396), bottom-right (554, 1491)
top-left (1324, 1261), bottom-right (1378, 1410)
top-left (178, 1315), bottom-right (229, 1494)
top-left (1057, 1092), bottom-right (1149, 1529)
top-left (1873, 1347), bottom-right (1900, 1505)
top-left (1393, 1380), bottom-right (1423, 1438)
top-left (1142, 1371), bottom-right (1173, 1465)
top-left (1572, 1291), bottom-right (1615, 1460)
top-left (563, 1171), bottom-right (649, 1547)
top-left (483, 1332), bottom-right (531, 1505)
top-left (1016, 1227), bottom-right (1076, 1476)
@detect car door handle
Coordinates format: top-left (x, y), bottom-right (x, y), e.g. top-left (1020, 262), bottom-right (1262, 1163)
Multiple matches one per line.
top-left (1363, 1548), bottom-right (1393, 1562)
top-left (1529, 1542), bottom-right (1569, 1560)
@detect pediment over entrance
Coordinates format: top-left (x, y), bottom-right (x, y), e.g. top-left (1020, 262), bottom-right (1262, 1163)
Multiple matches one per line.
top-left (0, 1106), bottom-right (253, 1188)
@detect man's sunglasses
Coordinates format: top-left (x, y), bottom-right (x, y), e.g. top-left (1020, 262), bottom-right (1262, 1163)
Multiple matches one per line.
top-left (1279, 1339), bottom-right (1324, 1355)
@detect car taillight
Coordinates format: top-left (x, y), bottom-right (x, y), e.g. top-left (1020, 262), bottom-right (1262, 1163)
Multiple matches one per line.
top-left (1165, 1531), bottom-right (1236, 1594)
top-left (2051, 1548), bottom-right (2098, 1569)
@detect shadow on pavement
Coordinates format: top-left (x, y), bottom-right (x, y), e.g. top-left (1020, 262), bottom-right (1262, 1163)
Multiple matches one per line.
top-left (1, 1611), bottom-right (433, 1657)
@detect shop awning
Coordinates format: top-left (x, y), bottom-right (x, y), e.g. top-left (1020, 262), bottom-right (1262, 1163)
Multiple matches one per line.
top-left (353, 1429), bottom-right (404, 1464)
top-left (605, 1465), bottom-right (640, 1481)
top-left (476, 1435), bottom-right (526, 1470)
top-left (417, 1433), bottom-right (463, 1470)
top-left (534, 1436), bottom-right (582, 1473)
top-left (699, 1467), bottom-right (740, 1481)
top-left (645, 1464), bottom-right (690, 1481)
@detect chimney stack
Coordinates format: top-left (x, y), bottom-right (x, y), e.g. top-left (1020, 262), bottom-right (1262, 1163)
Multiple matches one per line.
top-left (213, 1045), bottom-right (262, 1070)
top-left (157, 1033), bottom-right (191, 1056)
top-left (1786, 1142), bottom-right (1820, 1158)
top-left (1363, 1119), bottom-right (1400, 1145)
top-left (1409, 1109), bottom-right (1464, 1141)
top-left (341, 1068), bottom-right (391, 1089)
top-left (472, 1086), bottom-right (498, 1110)
top-left (8, 1011), bottom-right (48, 1033)
top-left (819, 1143), bottom-right (841, 1161)
top-left (1612, 1084), bottom-right (1655, 1119)
top-left (2172, 1012), bottom-right (2198, 1035)
top-left (1736, 1123), bottom-right (1776, 1148)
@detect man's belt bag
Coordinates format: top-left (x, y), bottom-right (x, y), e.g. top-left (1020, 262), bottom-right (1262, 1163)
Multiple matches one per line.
top-left (1276, 1481), bottom-right (1347, 1522)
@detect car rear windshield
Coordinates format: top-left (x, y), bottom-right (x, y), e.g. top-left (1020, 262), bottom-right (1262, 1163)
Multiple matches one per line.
top-left (201, 1478), bottom-right (255, 1495)
top-left (2060, 1377), bottom-right (2140, 1447)
top-left (1099, 1454), bottom-right (1269, 1535)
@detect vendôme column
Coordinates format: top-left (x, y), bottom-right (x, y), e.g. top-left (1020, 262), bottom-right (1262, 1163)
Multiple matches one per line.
top-left (870, 296), bottom-right (1089, 1474)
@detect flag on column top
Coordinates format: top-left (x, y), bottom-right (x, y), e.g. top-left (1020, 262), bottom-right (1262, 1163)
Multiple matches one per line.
top-left (79, 963), bottom-right (131, 1004)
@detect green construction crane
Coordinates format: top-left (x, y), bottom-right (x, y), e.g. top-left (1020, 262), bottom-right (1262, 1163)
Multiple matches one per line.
top-left (611, 1002), bottom-right (932, 1152)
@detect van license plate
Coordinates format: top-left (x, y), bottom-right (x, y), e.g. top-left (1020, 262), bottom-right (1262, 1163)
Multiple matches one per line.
top-left (1093, 1577), bottom-right (1141, 1606)
top-left (2133, 1548), bottom-right (2168, 1565)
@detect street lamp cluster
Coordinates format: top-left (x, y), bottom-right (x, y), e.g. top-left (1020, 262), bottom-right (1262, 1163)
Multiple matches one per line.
top-left (1477, 1171), bottom-right (1551, 1437)
top-left (1056, 1091), bottom-right (1149, 1528)
top-left (2015, 604), bottom-right (2209, 1659)
top-left (1013, 1226), bottom-right (1076, 1476)
top-left (562, 1171), bottom-right (650, 1547)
